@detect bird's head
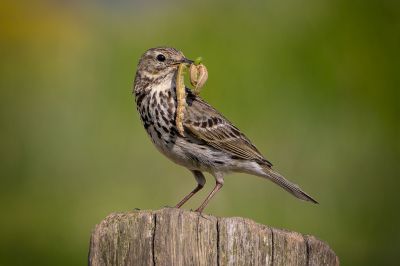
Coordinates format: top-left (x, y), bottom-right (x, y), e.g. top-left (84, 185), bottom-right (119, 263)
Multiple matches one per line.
top-left (136, 47), bottom-right (193, 78)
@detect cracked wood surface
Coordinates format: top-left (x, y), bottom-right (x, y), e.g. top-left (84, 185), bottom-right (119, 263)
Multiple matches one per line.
top-left (89, 208), bottom-right (338, 266)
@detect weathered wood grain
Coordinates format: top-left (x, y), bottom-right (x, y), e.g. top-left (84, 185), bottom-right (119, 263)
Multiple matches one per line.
top-left (272, 228), bottom-right (307, 266)
top-left (89, 208), bottom-right (339, 266)
top-left (218, 217), bottom-right (272, 265)
top-left (305, 235), bottom-right (339, 266)
top-left (88, 212), bottom-right (155, 266)
top-left (153, 209), bottom-right (218, 266)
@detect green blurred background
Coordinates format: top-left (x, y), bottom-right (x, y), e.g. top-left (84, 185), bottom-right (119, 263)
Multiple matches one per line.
top-left (0, 0), bottom-right (399, 265)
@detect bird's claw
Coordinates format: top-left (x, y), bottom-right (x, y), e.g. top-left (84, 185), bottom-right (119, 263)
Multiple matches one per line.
top-left (191, 208), bottom-right (210, 220)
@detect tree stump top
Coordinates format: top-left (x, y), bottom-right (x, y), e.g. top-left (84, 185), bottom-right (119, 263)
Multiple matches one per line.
top-left (89, 208), bottom-right (339, 266)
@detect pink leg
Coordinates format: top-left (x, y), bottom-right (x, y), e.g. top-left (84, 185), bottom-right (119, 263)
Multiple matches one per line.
top-left (175, 170), bottom-right (206, 208)
top-left (195, 181), bottom-right (223, 213)
top-left (175, 184), bottom-right (203, 208)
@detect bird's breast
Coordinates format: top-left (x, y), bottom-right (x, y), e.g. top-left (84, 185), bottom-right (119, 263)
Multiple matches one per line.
top-left (135, 82), bottom-right (179, 145)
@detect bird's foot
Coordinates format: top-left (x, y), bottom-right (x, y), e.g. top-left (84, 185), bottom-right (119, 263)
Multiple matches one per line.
top-left (198, 212), bottom-right (211, 220)
top-left (192, 208), bottom-right (210, 220)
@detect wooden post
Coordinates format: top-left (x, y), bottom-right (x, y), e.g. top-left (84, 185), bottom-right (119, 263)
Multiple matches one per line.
top-left (88, 208), bottom-right (339, 266)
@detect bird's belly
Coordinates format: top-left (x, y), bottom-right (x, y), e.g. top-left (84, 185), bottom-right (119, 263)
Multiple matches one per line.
top-left (146, 128), bottom-right (199, 169)
top-left (156, 136), bottom-right (234, 175)
top-left (145, 127), bottom-right (207, 170)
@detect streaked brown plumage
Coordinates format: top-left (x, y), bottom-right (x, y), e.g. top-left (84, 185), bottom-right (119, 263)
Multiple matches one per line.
top-left (133, 47), bottom-right (317, 212)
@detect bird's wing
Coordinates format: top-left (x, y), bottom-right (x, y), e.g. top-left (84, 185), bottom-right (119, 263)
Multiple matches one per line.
top-left (183, 90), bottom-right (272, 167)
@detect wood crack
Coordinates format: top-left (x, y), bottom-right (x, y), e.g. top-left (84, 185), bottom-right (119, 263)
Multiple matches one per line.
top-left (216, 218), bottom-right (220, 266)
top-left (304, 235), bottom-right (310, 266)
top-left (152, 212), bottom-right (157, 266)
top-left (270, 228), bottom-right (275, 266)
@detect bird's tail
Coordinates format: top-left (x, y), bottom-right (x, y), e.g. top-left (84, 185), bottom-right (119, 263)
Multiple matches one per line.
top-left (261, 166), bottom-right (318, 204)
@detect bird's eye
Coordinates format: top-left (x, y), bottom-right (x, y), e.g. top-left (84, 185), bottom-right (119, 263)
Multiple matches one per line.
top-left (156, 54), bottom-right (166, 62)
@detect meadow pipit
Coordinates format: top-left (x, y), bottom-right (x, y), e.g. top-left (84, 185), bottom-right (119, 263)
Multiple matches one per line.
top-left (133, 47), bottom-right (317, 213)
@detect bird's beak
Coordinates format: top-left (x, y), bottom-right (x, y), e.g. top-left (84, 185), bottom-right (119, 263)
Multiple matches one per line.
top-left (180, 58), bottom-right (194, 65)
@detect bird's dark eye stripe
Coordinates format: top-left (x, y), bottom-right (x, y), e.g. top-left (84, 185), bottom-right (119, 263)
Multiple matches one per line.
top-left (156, 54), bottom-right (166, 62)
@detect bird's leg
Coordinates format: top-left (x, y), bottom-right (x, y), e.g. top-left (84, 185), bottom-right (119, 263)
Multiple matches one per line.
top-left (175, 170), bottom-right (206, 208)
top-left (195, 177), bottom-right (224, 213)
top-left (175, 185), bottom-right (203, 208)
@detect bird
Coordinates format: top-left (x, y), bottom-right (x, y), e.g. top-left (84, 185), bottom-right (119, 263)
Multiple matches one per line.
top-left (133, 47), bottom-right (317, 213)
